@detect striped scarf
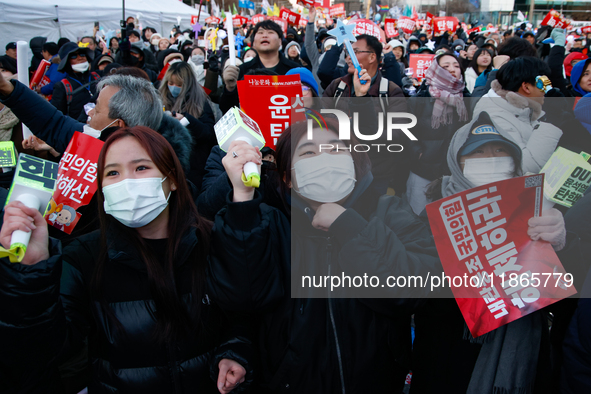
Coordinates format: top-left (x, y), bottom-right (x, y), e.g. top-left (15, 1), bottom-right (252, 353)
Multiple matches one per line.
top-left (425, 59), bottom-right (468, 129)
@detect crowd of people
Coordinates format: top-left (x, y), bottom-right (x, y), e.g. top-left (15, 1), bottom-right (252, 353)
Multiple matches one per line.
top-left (0, 7), bottom-right (591, 394)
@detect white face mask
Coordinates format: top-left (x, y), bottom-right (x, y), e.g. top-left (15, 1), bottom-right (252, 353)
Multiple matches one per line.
top-left (71, 61), bottom-right (89, 73)
top-left (191, 54), bottom-right (205, 65)
top-left (103, 177), bottom-right (171, 228)
top-left (244, 56), bottom-right (254, 63)
top-left (82, 119), bottom-right (120, 139)
top-left (463, 157), bottom-right (515, 187)
top-left (293, 153), bottom-right (356, 203)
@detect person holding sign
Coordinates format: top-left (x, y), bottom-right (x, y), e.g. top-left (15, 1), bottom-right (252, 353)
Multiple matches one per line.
top-left (219, 20), bottom-right (300, 114)
top-left (412, 112), bottom-right (568, 394)
top-left (0, 126), bottom-right (252, 393)
top-left (208, 118), bottom-right (440, 393)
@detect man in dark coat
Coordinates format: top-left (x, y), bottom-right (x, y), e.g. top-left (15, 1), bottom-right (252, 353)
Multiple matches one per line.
top-left (219, 20), bottom-right (300, 114)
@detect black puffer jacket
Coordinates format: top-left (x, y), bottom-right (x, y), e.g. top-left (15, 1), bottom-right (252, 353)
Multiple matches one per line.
top-left (208, 174), bottom-right (441, 393)
top-left (50, 70), bottom-right (99, 120)
top-left (0, 227), bottom-right (253, 393)
top-left (407, 81), bottom-right (472, 181)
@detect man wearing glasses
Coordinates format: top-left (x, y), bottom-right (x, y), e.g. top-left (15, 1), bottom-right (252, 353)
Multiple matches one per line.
top-left (50, 42), bottom-right (99, 120)
top-left (323, 34), bottom-right (410, 194)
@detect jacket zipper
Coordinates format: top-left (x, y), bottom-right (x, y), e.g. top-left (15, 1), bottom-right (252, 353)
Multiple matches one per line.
top-left (168, 343), bottom-right (182, 393)
top-left (326, 238), bottom-right (346, 394)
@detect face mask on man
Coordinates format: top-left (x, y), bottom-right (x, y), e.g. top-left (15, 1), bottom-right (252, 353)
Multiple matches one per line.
top-left (462, 156), bottom-right (515, 187)
top-left (292, 153), bottom-right (356, 203)
top-left (71, 61), bottom-right (89, 73)
top-left (83, 118), bottom-right (120, 139)
top-left (168, 84), bottom-right (182, 98)
top-left (243, 56), bottom-right (254, 63)
top-left (191, 54), bottom-right (205, 65)
top-left (103, 177), bottom-right (172, 228)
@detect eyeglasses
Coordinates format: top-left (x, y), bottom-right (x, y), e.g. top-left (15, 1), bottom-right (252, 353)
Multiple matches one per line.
top-left (302, 85), bottom-right (311, 92)
top-left (345, 49), bottom-right (374, 58)
top-left (69, 53), bottom-right (87, 60)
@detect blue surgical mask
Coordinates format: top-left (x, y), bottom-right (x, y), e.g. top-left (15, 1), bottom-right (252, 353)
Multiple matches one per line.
top-left (168, 84), bottom-right (181, 98)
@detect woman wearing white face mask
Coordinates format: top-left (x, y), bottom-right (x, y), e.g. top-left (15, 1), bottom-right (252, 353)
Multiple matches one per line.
top-left (209, 118), bottom-right (440, 392)
top-left (0, 126), bottom-right (252, 393)
top-left (413, 112), bottom-right (567, 394)
top-left (187, 46), bottom-right (207, 86)
top-left (159, 61), bottom-right (216, 190)
top-left (50, 42), bottom-right (99, 120)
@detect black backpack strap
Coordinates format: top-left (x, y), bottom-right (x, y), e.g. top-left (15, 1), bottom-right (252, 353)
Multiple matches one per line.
top-left (378, 77), bottom-right (389, 113)
top-left (61, 78), bottom-right (73, 115)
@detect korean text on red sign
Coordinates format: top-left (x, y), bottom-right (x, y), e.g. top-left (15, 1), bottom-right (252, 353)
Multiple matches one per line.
top-left (44, 131), bottom-right (104, 235)
top-left (352, 19), bottom-right (382, 40)
top-left (426, 175), bottom-right (577, 338)
top-left (409, 54), bottom-right (435, 81)
top-left (384, 19), bottom-right (398, 38)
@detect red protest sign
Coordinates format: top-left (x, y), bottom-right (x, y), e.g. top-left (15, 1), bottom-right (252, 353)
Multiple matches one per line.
top-left (426, 12), bottom-right (434, 27)
top-left (352, 19), bottom-right (382, 40)
top-left (297, 0), bottom-right (315, 6)
top-left (237, 75), bottom-right (306, 149)
top-left (433, 16), bottom-right (459, 34)
top-left (582, 25), bottom-right (591, 33)
top-left (409, 54), bottom-right (435, 81)
top-left (541, 10), bottom-right (570, 29)
top-left (279, 7), bottom-right (301, 26)
top-left (329, 3), bottom-right (346, 18)
top-left (252, 14), bottom-right (266, 24)
top-left (205, 16), bottom-right (221, 24)
top-left (315, 0), bottom-right (330, 8)
top-left (270, 16), bottom-right (288, 35)
top-left (299, 18), bottom-right (308, 28)
top-left (426, 175), bottom-right (577, 338)
top-left (384, 18), bottom-right (398, 38)
top-left (30, 59), bottom-right (51, 90)
top-left (191, 15), bottom-right (199, 25)
top-left (44, 132), bottom-right (103, 234)
top-left (397, 16), bottom-right (416, 34)
top-left (233, 15), bottom-right (248, 27)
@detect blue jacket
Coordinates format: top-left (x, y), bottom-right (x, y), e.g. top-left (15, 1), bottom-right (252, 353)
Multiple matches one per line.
top-left (39, 55), bottom-right (67, 96)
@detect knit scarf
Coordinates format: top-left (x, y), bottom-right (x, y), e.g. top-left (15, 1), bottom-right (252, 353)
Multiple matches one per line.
top-left (0, 106), bottom-right (19, 142)
top-left (425, 60), bottom-right (468, 129)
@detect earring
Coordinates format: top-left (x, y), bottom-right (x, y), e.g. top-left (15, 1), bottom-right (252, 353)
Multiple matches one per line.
top-left (171, 184), bottom-right (177, 191)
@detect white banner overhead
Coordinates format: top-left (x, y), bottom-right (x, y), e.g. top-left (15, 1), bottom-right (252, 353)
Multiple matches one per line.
top-left (0, 0), bottom-right (210, 52)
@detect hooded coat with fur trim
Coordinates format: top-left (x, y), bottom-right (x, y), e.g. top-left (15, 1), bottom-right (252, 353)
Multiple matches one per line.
top-left (474, 80), bottom-right (562, 174)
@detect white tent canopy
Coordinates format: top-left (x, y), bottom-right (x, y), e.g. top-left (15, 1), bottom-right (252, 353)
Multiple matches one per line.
top-left (0, 0), bottom-right (209, 53)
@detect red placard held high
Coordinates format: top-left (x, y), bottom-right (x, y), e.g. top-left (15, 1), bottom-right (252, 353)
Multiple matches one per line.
top-left (237, 75), bottom-right (306, 149)
top-left (426, 175), bottom-right (577, 338)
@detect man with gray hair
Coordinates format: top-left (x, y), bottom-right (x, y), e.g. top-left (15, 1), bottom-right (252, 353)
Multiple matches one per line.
top-left (0, 73), bottom-right (192, 172)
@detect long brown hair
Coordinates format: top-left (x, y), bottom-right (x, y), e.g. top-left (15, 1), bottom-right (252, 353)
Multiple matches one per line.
top-left (159, 61), bottom-right (208, 118)
top-left (91, 126), bottom-right (212, 343)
